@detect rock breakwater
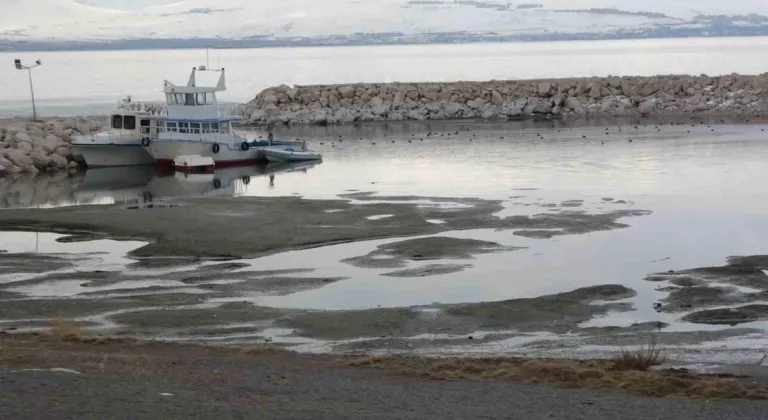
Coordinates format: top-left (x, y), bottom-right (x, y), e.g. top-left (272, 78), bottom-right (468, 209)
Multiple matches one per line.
top-left (246, 74), bottom-right (768, 126)
top-left (0, 117), bottom-right (100, 176)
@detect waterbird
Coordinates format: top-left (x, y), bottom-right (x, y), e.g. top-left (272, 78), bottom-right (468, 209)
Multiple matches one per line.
top-left (653, 302), bottom-right (662, 311)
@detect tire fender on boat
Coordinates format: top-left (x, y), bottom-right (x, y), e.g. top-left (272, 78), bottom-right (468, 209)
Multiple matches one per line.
top-left (242, 176), bottom-right (251, 185)
top-left (241, 141), bottom-right (250, 151)
top-left (212, 143), bottom-right (220, 154)
top-left (213, 178), bottom-right (222, 189)
top-left (140, 137), bottom-right (151, 147)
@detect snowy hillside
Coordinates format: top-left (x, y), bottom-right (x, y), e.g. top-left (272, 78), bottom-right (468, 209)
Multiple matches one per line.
top-left (2, 0), bottom-right (768, 42)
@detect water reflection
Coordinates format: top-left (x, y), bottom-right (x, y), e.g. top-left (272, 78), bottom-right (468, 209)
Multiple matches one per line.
top-left (0, 160), bottom-right (321, 209)
top-left (3, 120), bottom-right (768, 208)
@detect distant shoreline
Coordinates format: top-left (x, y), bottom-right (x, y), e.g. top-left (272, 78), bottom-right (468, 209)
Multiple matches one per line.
top-left (3, 32), bottom-right (768, 53)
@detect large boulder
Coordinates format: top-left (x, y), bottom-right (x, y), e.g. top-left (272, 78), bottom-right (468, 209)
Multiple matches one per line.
top-left (49, 153), bottom-right (68, 170)
top-left (444, 102), bottom-right (463, 117)
top-left (14, 132), bottom-right (32, 144)
top-left (338, 86), bottom-right (356, 99)
top-left (4, 149), bottom-right (35, 173)
top-left (263, 104), bottom-right (279, 118)
top-left (564, 97), bottom-right (584, 113)
top-left (28, 149), bottom-right (52, 170)
top-left (74, 122), bottom-right (92, 135)
top-left (639, 100), bottom-right (657, 114)
top-left (491, 90), bottom-right (503, 106)
top-left (371, 104), bottom-right (390, 116)
top-left (249, 109), bottom-right (266, 122)
top-left (41, 134), bottom-right (62, 154)
top-left (538, 82), bottom-right (552, 97)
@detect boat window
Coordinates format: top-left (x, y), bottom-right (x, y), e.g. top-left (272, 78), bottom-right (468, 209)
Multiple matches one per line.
top-left (169, 93), bottom-right (184, 105)
top-left (139, 119), bottom-right (150, 134)
top-left (205, 92), bottom-right (216, 104)
top-left (184, 93), bottom-right (195, 106)
top-left (201, 123), bottom-right (210, 133)
top-left (210, 122), bottom-right (219, 133)
top-left (189, 122), bottom-right (201, 134)
top-left (178, 122), bottom-right (189, 133)
top-left (123, 115), bottom-right (136, 130)
top-left (196, 93), bottom-right (206, 105)
top-left (165, 93), bottom-right (174, 105)
top-left (220, 123), bottom-right (229, 133)
top-left (111, 115), bottom-right (123, 129)
top-left (166, 122), bottom-right (177, 132)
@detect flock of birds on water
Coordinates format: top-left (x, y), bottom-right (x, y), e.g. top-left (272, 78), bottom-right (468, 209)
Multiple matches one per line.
top-left (307, 116), bottom-right (767, 149)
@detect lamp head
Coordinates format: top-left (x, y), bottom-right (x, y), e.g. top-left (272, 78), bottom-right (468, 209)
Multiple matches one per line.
top-left (14, 59), bottom-right (21, 70)
top-left (35, 59), bottom-right (41, 66)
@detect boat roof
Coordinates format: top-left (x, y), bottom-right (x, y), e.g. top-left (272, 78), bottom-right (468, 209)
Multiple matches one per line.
top-left (164, 67), bottom-right (226, 94)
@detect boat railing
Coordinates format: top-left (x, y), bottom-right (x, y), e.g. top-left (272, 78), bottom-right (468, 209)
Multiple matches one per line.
top-left (117, 101), bottom-right (168, 116)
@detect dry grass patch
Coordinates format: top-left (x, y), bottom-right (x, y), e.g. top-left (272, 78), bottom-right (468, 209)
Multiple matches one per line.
top-left (610, 335), bottom-right (666, 371)
top-left (50, 318), bottom-right (87, 341)
top-left (348, 356), bottom-right (768, 400)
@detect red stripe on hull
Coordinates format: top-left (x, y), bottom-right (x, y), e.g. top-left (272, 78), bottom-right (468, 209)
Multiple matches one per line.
top-left (174, 165), bottom-right (215, 174)
top-left (157, 158), bottom-right (263, 169)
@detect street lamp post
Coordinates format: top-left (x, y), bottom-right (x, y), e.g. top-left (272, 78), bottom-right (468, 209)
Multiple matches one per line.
top-left (14, 59), bottom-right (42, 121)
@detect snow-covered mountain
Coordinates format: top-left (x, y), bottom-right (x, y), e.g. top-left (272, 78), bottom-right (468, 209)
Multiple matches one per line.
top-left (3, 0), bottom-right (768, 42)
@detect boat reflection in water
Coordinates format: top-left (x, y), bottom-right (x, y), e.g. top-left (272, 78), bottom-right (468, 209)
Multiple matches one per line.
top-left (75, 160), bottom-right (320, 205)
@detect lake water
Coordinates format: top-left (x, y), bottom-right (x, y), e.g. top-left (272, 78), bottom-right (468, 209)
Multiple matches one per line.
top-left (3, 120), bottom-right (768, 361)
top-left (2, 36), bottom-right (768, 117)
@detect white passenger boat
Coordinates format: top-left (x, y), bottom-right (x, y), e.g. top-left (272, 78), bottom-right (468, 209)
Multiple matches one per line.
top-left (262, 146), bottom-right (322, 162)
top-left (71, 97), bottom-right (158, 167)
top-left (140, 66), bottom-right (299, 167)
top-left (73, 65), bottom-right (296, 168)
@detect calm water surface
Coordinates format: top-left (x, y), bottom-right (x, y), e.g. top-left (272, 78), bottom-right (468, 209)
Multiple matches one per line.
top-left (2, 36), bottom-right (768, 116)
top-left (2, 121), bottom-right (768, 313)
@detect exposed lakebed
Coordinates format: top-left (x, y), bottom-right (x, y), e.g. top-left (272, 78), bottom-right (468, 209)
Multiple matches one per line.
top-left (1, 121), bottom-right (768, 368)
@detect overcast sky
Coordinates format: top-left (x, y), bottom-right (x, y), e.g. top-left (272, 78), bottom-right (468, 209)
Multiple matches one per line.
top-left (77, 0), bottom-right (180, 10)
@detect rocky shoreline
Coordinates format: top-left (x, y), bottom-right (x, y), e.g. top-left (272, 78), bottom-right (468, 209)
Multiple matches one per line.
top-left (0, 117), bottom-right (99, 176)
top-left (245, 74), bottom-right (768, 126)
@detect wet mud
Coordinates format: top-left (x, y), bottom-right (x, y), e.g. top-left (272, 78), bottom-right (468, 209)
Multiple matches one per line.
top-left (444, 285), bottom-right (636, 333)
top-left (646, 255), bottom-right (768, 323)
top-left (0, 195), bottom-right (651, 259)
top-left (382, 264), bottom-right (474, 278)
top-left (342, 237), bottom-right (515, 269)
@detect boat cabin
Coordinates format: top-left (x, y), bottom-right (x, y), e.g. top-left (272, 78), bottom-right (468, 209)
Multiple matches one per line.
top-left (108, 113), bottom-right (161, 139)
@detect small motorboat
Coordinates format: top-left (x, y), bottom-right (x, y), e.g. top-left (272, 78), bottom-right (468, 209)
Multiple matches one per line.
top-left (173, 155), bottom-right (215, 174)
top-left (262, 146), bottom-right (322, 162)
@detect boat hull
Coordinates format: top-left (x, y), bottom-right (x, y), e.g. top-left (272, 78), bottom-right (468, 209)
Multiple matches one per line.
top-left (263, 147), bottom-right (322, 162)
top-left (75, 144), bottom-right (156, 168)
top-left (146, 140), bottom-right (300, 168)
